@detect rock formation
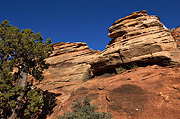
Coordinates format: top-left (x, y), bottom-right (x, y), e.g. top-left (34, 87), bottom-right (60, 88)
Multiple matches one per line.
top-left (32, 42), bottom-right (101, 118)
top-left (60, 65), bottom-right (180, 119)
top-left (44, 42), bottom-right (100, 83)
top-left (32, 11), bottom-right (180, 119)
top-left (90, 10), bottom-right (179, 76)
top-left (172, 26), bottom-right (180, 48)
top-left (33, 42), bottom-right (100, 108)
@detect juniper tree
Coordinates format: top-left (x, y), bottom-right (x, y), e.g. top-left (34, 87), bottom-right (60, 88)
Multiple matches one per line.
top-left (0, 20), bottom-right (53, 118)
top-left (58, 96), bottom-right (113, 119)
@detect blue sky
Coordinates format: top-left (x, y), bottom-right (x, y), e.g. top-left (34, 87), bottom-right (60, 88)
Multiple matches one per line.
top-left (0, 0), bottom-right (179, 51)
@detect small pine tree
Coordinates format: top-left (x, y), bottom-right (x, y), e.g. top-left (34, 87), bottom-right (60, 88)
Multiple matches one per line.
top-left (57, 96), bottom-right (113, 119)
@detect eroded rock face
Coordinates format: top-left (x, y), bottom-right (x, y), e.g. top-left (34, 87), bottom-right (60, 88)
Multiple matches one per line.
top-left (32, 11), bottom-right (180, 119)
top-left (58, 65), bottom-right (180, 119)
top-left (91, 10), bottom-right (178, 76)
top-left (36, 42), bottom-right (100, 91)
top-left (172, 26), bottom-right (180, 48)
top-left (33, 42), bottom-right (100, 116)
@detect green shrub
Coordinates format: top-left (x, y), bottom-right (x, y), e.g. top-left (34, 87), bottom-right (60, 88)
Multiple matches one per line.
top-left (130, 63), bottom-right (138, 69)
top-left (115, 63), bottom-right (138, 75)
top-left (24, 89), bottom-right (44, 118)
top-left (83, 69), bottom-right (91, 82)
top-left (115, 66), bottom-right (127, 74)
top-left (52, 82), bottom-right (56, 85)
top-left (57, 96), bottom-right (113, 119)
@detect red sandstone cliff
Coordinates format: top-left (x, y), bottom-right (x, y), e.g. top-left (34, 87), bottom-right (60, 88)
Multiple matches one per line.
top-left (60, 65), bottom-right (180, 119)
top-left (32, 11), bottom-right (180, 119)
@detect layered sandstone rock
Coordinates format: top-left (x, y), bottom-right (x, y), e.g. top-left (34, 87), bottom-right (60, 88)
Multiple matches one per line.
top-left (32, 11), bottom-right (180, 119)
top-left (172, 26), bottom-right (180, 48)
top-left (33, 42), bottom-right (100, 113)
top-left (36, 42), bottom-right (100, 90)
top-left (91, 10), bottom-right (179, 76)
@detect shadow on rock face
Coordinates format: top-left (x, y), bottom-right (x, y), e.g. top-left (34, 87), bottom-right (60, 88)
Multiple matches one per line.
top-left (38, 90), bottom-right (62, 119)
top-left (108, 84), bottom-right (148, 117)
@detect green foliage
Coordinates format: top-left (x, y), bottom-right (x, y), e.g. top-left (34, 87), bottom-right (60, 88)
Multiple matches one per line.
top-left (24, 89), bottom-right (44, 118)
top-left (115, 63), bottom-right (138, 75)
top-left (0, 20), bottom-right (53, 118)
top-left (115, 66), bottom-right (127, 74)
top-left (130, 63), bottom-right (138, 69)
top-left (52, 82), bottom-right (56, 85)
top-left (83, 68), bottom-right (91, 82)
top-left (0, 62), bottom-right (23, 117)
top-left (0, 20), bottom-right (52, 81)
top-left (57, 96), bottom-right (113, 119)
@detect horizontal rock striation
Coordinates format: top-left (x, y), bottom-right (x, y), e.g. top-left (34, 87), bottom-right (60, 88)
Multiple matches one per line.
top-left (91, 10), bottom-right (179, 76)
top-left (37, 42), bottom-right (100, 88)
top-left (32, 42), bottom-right (100, 118)
top-left (32, 11), bottom-right (180, 119)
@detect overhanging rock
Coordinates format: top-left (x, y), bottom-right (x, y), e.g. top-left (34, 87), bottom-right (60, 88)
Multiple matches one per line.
top-left (90, 10), bottom-right (179, 76)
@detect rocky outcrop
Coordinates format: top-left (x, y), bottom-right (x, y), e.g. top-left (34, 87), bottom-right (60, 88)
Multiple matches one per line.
top-left (44, 42), bottom-right (100, 83)
top-left (33, 42), bottom-right (100, 117)
top-left (32, 11), bottom-right (180, 119)
top-left (58, 65), bottom-right (180, 119)
top-left (35, 42), bottom-right (100, 93)
top-left (91, 10), bottom-right (179, 76)
top-left (172, 26), bottom-right (180, 48)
